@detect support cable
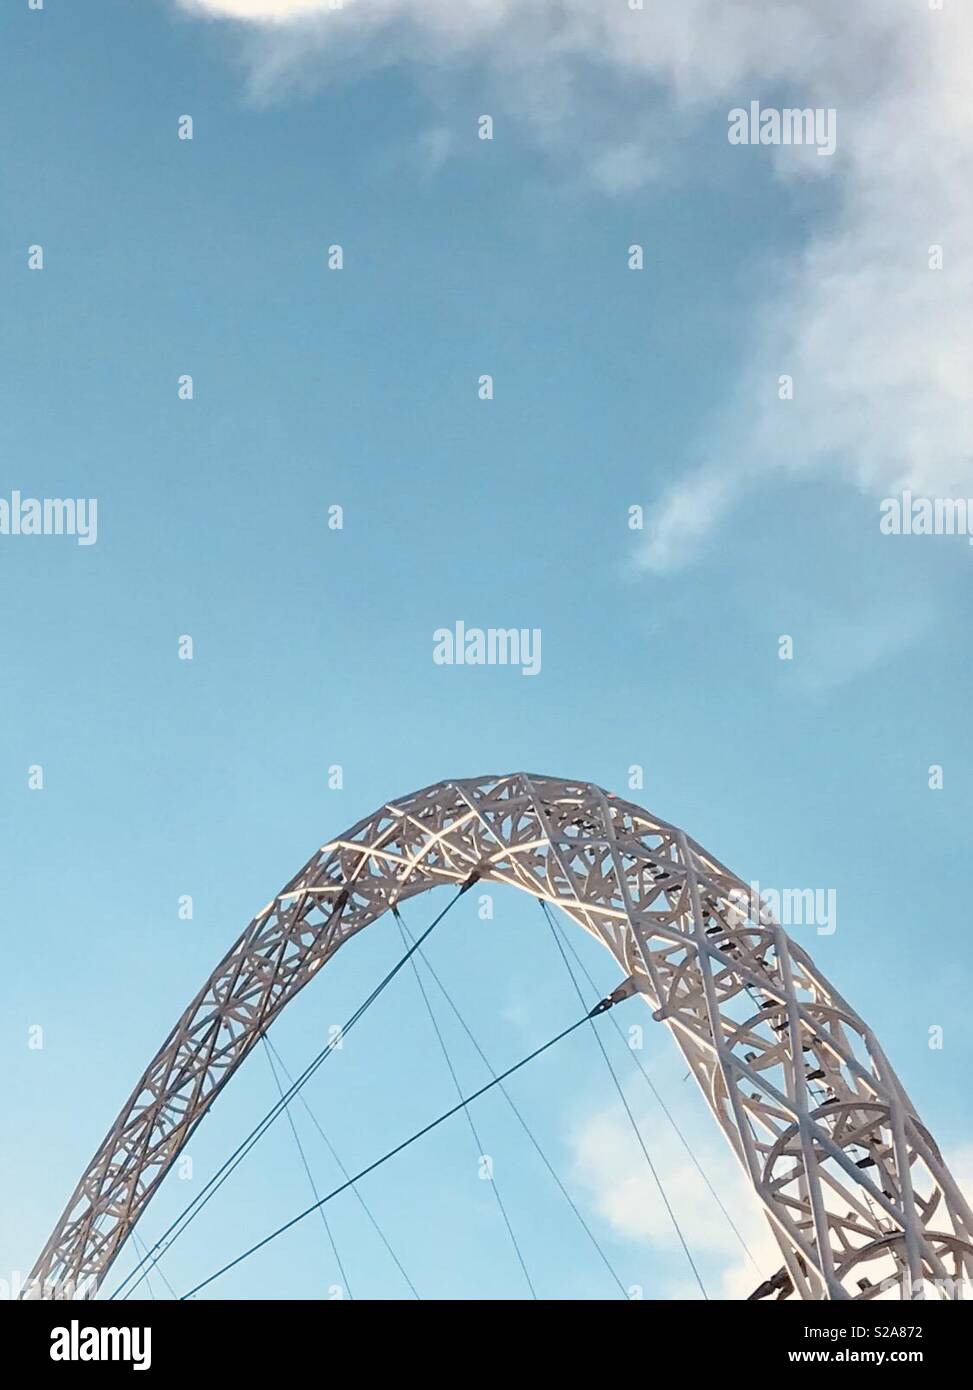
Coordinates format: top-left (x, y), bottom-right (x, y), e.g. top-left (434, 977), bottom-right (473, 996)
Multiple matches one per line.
top-left (552, 913), bottom-right (764, 1277)
top-left (111, 878), bottom-right (475, 1301)
top-left (261, 1037), bottom-right (354, 1299)
top-left (180, 1006), bottom-right (607, 1300)
top-left (129, 1227), bottom-right (179, 1301)
top-left (392, 905), bottom-right (537, 1299)
top-left (539, 900), bottom-right (710, 1301)
top-left (395, 916), bottom-right (630, 1297)
top-left (129, 1233), bottom-right (157, 1301)
top-left (262, 1034), bottom-right (420, 1299)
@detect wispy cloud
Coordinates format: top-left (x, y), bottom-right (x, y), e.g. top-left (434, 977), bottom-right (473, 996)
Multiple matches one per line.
top-left (417, 126), bottom-right (454, 180)
top-left (569, 1098), bottom-right (776, 1298)
top-left (787, 600), bottom-right (935, 695)
top-left (173, 1), bottom-right (973, 572)
top-left (635, 469), bottom-right (734, 576)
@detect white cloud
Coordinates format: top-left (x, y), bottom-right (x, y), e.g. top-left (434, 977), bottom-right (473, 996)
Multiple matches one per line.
top-left (635, 469), bottom-right (734, 576)
top-left (621, 6), bottom-right (973, 569)
top-left (589, 142), bottom-right (662, 196)
top-left (176, 0), bottom-right (517, 38)
top-left (178, 0), bottom-right (340, 20)
top-left (788, 601), bottom-right (935, 694)
top-left (570, 1099), bottom-right (777, 1298)
top-left (572, 1104), bottom-right (973, 1300)
top-left (174, 1), bottom-right (973, 568)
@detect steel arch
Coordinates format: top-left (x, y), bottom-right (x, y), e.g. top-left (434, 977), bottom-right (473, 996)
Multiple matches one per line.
top-left (27, 773), bottom-right (973, 1300)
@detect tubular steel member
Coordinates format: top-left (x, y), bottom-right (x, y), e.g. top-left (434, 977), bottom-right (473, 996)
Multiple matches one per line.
top-left (26, 773), bottom-right (973, 1300)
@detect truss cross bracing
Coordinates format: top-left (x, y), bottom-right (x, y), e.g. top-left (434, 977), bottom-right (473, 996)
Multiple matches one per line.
top-left (27, 774), bottom-right (973, 1300)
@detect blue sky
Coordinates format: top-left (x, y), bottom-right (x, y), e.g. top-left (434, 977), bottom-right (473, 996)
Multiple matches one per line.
top-left (2, 0), bottom-right (972, 1300)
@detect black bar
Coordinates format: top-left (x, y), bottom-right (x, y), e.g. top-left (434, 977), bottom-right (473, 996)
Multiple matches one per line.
top-left (2, 1295), bottom-right (968, 1376)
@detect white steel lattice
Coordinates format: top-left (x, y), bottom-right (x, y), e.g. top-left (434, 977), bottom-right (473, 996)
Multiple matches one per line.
top-left (26, 773), bottom-right (973, 1300)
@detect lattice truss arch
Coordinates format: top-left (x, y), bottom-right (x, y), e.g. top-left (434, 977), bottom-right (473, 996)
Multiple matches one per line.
top-left (28, 773), bottom-right (973, 1300)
